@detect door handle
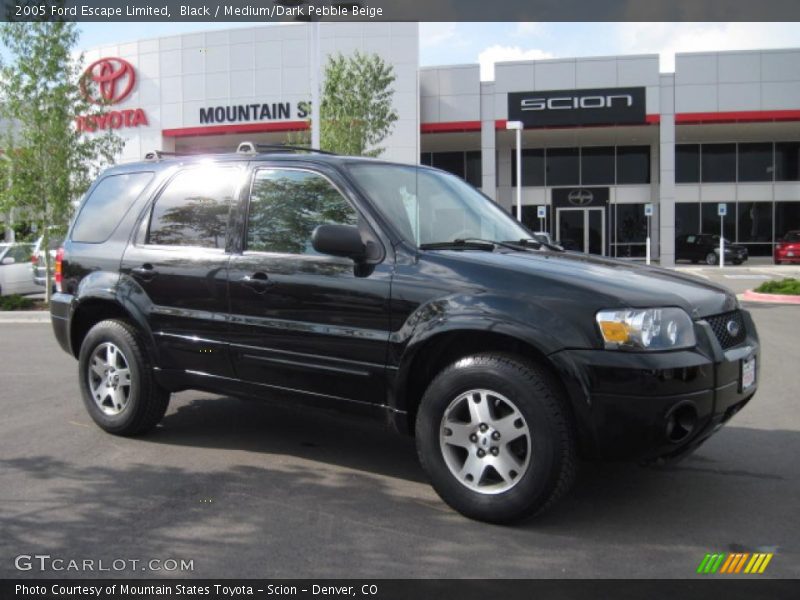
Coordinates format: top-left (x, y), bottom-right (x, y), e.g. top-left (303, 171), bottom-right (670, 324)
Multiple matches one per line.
top-left (240, 272), bottom-right (274, 293)
top-left (131, 264), bottom-right (158, 281)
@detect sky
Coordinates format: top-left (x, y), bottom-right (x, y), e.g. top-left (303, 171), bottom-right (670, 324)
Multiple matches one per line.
top-left (69, 21), bottom-right (800, 81)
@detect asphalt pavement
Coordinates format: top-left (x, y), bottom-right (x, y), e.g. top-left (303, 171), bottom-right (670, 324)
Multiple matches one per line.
top-left (0, 300), bottom-right (798, 579)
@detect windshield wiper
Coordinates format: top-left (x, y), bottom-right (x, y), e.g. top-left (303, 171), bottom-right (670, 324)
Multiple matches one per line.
top-left (513, 238), bottom-right (565, 252)
top-left (419, 238), bottom-right (524, 252)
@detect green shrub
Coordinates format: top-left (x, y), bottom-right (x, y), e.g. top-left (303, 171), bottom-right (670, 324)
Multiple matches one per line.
top-left (0, 294), bottom-right (35, 311)
top-left (755, 278), bottom-right (800, 295)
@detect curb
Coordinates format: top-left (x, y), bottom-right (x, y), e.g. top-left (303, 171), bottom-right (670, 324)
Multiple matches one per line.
top-left (742, 290), bottom-right (800, 305)
top-left (0, 311), bottom-right (50, 323)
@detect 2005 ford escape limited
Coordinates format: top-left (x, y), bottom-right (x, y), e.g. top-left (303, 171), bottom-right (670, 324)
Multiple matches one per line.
top-left (50, 144), bottom-right (759, 523)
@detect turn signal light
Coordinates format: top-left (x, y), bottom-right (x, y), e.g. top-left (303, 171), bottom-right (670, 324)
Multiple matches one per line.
top-left (54, 247), bottom-right (64, 293)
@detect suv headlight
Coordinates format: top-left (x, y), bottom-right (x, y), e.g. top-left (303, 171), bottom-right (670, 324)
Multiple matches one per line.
top-left (596, 307), bottom-right (696, 351)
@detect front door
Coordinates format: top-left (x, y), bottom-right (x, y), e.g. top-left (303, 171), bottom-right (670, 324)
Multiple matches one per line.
top-left (226, 165), bottom-right (392, 406)
top-left (556, 207), bottom-right (605, 255)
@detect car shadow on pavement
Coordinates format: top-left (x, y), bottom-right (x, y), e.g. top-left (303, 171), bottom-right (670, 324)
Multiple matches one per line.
top-left (2, 395), bottom-right (798, 577)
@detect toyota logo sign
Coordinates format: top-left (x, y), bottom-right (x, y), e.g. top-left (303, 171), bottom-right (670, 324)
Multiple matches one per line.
top-left (80, 58), bottom-right (136, 105)
top-left (567, 189), bottom-right (594, 207)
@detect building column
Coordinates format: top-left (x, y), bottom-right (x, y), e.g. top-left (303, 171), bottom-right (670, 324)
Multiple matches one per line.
top-left (659, 74), bottom-right (676, 267)
top-left (480, 82), bottom-right (497, 201)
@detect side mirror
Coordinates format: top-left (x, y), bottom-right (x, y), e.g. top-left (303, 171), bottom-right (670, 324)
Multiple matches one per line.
top-left (1, 257), bottom-right (15, 265)
top-left (312, 224), bottom-right (366, 261)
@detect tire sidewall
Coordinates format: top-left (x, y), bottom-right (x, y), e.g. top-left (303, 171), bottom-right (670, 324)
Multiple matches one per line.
top-left (78, 322), bottom-right (144, 434)
top-left (416, 357), bottom-right (563, 522)
top-left (706, 252), bottom-right (717, 265)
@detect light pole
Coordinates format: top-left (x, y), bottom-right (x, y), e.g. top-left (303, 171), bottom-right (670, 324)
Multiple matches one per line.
top-left (506, 120), bottom-right (523, 222)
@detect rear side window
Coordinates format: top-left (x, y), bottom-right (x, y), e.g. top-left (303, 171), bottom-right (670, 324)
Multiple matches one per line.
top-left (147, 167), bottom-right (239, 249)
top-left (71, 172), bottom-right (154, 243)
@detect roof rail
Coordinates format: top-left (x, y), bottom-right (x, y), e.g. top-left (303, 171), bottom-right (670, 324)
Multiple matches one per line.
top-left (236, 141), bottom-right (337, 156)
top-left (144, 150), bottom-right (189, 161)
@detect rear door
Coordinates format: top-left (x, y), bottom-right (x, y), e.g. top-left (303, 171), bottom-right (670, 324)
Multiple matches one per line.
top-left (119, 164), bottom-right (246, 377)
top-left (226, 163), bottom-right (393, 405)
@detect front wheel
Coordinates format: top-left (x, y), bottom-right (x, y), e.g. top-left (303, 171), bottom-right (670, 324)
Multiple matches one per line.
top-left (415, 354), bottom-right (576, 523)
top-left (78, 319), bottom-right (170, 436)
top-left (705, 252), bottom-right (718, 265)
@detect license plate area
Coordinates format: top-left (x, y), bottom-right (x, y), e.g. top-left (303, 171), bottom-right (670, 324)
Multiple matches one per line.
top-left (740, 356), bottom-right (756, 392)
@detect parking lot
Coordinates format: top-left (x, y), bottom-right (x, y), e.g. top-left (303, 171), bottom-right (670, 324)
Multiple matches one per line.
top-left (0, 294), bottom-right (798, 578)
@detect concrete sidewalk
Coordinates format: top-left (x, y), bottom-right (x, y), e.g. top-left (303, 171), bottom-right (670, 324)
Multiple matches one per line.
top-left (0, 311), bottom-right (50, 323)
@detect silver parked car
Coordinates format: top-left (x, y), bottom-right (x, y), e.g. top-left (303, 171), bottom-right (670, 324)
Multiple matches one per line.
top-left (31, 236), bottom-right (61, 287)
top-left (0, 242), bottom-right (39, 296)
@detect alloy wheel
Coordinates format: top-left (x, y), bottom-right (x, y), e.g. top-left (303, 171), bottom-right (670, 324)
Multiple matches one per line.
top-left (439, 389), bottom-right (532, 494)
top-left (87, 342), bottom-right (132, 416)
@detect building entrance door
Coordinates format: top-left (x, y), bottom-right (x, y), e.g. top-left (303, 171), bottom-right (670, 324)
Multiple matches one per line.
top-left (556, 207), bottom-right (605, 255)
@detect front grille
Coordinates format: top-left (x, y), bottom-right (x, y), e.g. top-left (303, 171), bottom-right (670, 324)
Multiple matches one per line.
top-left (706, 310), bottom-right (746, 349)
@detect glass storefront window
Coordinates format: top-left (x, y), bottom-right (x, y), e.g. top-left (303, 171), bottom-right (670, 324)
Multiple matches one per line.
top-left (701, 144), bottom-right (736, 183)
top-left (675, 203), bottom-right (700, 239)
top-left (737, 202), bottom-right (772, 243)
top-left (701, 202), bottom-right (736, 239)
top-left (431, 152), bottom-right (465, 179)
top-left (775, 142), bottom-right (800, 181)
top-left (616, 146), bottom-right (650, 184)
top-left (465, 151), bottom-right (482, 188)
top-left (513, 205), bottom-right (550, 233)
top-left (737, 143), bottom-right (774, 182)
top-left (545, 148), bottom-right (579, 186)
top-left (581, 147), bottom-right (615, 185)
top-left (775, 201), bottom-right (800, 238)
top-left (511, 149), bottom-right (545, 187)
top-left (613, 203), bottom-right (648, 257)
top-left (676, 144), bottom-right (700, 183)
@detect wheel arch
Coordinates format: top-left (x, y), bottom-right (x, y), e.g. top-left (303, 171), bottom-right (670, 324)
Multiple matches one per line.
top-left (393, 325), bottom-right (573, 435)
top-left (69, 296), bottom-right (157, 363)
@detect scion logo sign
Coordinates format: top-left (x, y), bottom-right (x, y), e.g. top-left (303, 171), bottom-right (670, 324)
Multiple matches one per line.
top-left (508, 87), bottom-right (646, 127)
top-left (76, 57), bottom-right (148, 134)
top-left (552, 187), bottom-right (609, 208)
top-left (568, 189), bottom-right (594, 206)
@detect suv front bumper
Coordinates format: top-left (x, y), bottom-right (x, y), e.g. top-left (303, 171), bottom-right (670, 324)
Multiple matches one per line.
top-left (549, 309), bottom-right (759, 461)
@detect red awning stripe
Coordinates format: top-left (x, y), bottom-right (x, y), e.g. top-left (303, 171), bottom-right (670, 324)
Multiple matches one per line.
top-left (163, 121), bottom-right (309, 137)
top-left (675, 110), bottom-right (800, 124)
top-left (420, 121), bottom-right (482, 133)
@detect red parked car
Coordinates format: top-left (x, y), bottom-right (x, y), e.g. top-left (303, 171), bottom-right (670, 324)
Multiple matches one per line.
top-left (775, 231), bottom-right (800, 264)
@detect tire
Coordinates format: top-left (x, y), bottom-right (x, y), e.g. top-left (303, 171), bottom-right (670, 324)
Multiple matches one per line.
top-left (775, 260), bottom-right (783, 265)
top-left (78, 319), bottom-right (169, 436)
top-left (415, 353), bottom-right (576, 524)
top-left (705, 252), bottom-right (718, 266)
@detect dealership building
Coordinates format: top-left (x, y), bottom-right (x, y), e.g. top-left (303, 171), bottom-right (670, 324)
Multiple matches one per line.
top-left (74, 22), bottom-right (800, 266)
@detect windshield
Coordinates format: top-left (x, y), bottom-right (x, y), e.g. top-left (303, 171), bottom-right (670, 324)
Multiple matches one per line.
top-left (784, 231), bottom-right (800, 242)
top-left (347, 163), bottom-right (530, 247)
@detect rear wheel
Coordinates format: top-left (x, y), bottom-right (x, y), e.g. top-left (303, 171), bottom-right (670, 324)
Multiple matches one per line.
top-left (415, 353), bottom-right (576, 523)
top-left (78, 319), bottom-right (169, 435)
top-left (705, 252), bottom-right (718, 266)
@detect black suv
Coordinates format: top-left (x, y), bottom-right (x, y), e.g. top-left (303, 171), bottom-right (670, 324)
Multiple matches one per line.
top-left (51, 146), bottom-right (759, 523)
top-left (676, 233), bottom-right (749, 265)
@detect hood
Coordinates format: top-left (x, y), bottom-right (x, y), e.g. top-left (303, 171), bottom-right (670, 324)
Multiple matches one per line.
top-left (430, 249), bottom-right (738, 319)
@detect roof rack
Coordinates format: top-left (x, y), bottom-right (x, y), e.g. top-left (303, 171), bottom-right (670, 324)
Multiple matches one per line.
top-left (236, 141), bottom-right (337, 156)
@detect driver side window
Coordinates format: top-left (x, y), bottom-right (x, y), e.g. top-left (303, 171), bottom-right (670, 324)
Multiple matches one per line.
top-left (246, 168), bottom-right (358, 255)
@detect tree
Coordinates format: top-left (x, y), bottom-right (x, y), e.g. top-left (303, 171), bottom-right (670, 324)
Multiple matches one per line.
top-left (0, 21), bottom-right (123, 302)
top-left (290, 51), bottom-right (399, 157)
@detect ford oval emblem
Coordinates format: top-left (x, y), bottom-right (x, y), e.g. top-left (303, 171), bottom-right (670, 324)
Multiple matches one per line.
top-left (726, 320), bottom-right (740, 337)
